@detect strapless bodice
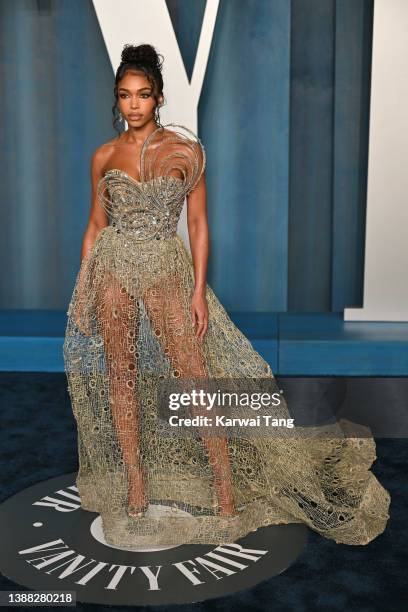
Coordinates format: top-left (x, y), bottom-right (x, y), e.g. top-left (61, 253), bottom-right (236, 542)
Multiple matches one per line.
top-left (96, 123), bottom-right (206, 243)
top-left (98, 170), bottom-right (186, 241)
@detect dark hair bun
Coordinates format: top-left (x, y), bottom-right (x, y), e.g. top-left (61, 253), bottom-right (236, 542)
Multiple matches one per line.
top-left (121, 44), bottom-right (163, 72)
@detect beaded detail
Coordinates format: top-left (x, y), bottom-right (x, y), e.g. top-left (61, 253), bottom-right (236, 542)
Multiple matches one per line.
top-left (96, 123), bottom-right (206, 241)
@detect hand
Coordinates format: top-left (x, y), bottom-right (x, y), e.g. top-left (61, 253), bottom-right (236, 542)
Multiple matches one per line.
top-left (72, 301), bottom-right (92, 337)
top-left (191, 289), bottom-right (208, 342)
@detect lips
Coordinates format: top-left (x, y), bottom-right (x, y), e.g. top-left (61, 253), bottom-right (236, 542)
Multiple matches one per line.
top-left (129, 115), bottom-right (142, 119)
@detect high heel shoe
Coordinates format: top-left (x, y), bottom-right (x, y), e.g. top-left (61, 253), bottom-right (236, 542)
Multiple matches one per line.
top-left (127, 464), bottom-right (148, 518)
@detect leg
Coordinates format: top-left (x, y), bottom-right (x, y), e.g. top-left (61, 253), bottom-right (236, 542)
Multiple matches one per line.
top-left (143, 275), bottom-right (237, 516)
top-left (95, 271), bottom-right (147, 516)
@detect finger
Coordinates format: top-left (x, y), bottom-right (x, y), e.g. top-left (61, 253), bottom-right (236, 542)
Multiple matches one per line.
top-left (197, 318), bottom-right (207, 340)
top-left (191, 308), bottom-right (197, 328)
top-left (195, 320), bottom-right (204, 337)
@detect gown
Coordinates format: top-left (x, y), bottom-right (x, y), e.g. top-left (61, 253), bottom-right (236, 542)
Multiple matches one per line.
top-left (63, 123), bottom-right (391, 549)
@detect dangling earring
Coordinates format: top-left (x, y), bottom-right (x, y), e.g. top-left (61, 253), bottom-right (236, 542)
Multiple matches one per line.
top-left (116, 107), bottom-right (125, 131)
top-left (154, 104), bottom-right (162, 126)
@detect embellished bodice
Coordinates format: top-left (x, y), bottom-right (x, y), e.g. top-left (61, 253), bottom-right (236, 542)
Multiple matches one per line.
top-left (97, 124), bottom-right (206, 242)
top-left (99, 172), bottom-right (186, 241)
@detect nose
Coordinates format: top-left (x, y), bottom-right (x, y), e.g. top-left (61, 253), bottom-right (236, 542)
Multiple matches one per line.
top-left (130, 97), bottom-right (139, 109)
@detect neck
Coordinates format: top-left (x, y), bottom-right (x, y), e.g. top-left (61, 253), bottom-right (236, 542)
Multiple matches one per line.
top-left (119, 119), bottom-right (160, 145)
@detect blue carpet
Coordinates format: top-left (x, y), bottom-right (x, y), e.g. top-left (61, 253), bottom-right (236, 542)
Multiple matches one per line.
top-left (0, 372), bottom-right (405, 611)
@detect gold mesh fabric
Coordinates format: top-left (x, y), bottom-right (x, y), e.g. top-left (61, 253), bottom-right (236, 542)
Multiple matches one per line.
top-left (63, 123), bottom-right (390, 548)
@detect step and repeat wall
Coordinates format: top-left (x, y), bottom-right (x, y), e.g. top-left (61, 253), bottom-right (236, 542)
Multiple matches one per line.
top-left (0, 0), bottom-right (406, 319)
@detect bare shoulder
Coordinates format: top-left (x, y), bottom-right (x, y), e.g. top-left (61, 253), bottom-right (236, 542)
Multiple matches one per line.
top-left (91, 140), bottom-right (116, 174)
top-left (96, 136), bottom-right (121, 156)
top-left (99, 134), bottom-right (121, 148)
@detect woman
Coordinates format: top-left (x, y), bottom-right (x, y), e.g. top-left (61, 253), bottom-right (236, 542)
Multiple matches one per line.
top-left (63, 44), bottom-right (390, 548)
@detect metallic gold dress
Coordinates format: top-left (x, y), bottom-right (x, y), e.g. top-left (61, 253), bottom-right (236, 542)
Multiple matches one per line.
top-left (63, 124), bottom-right (390, 548)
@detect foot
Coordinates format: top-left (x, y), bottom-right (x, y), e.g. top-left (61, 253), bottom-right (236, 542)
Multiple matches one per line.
top-left (127, 465), bottom-right (148, 517)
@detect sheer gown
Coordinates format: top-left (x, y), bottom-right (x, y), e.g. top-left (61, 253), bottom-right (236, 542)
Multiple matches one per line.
top-left (63, 123), bottom-right (390, 548)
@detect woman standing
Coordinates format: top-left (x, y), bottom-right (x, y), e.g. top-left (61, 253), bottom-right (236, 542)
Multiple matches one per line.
top-left (63, 43), bottom-right (390, 549)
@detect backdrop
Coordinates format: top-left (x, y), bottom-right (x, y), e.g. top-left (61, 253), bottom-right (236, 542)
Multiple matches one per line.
top-left (0, 0), bottom-right (373, 312)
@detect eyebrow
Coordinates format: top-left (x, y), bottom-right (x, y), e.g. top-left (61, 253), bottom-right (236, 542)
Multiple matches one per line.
top-left (118, 87), bottom-right (152, 93)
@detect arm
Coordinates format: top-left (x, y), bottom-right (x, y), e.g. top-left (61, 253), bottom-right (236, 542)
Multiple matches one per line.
top-left (80, 146), bottom-right (110, 262)
top-left (187, 170), bottom-right (209, 341)
top-left (71, 147), bottom-right (109, 335)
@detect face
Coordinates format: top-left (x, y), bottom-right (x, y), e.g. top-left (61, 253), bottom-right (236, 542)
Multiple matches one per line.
top-left (117, 70), bottom-right (163, 127)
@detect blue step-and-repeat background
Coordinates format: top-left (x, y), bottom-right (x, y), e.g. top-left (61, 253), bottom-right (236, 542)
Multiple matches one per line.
top-left (0, 0), bottom-right (407, 374)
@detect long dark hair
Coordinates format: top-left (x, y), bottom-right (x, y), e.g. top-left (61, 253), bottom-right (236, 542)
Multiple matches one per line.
top-left (112, 43), bottom-right (165, 134)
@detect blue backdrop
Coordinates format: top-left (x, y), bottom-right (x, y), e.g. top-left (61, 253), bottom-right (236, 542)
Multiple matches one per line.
top-left (0, 0), bottom-right (373, 313)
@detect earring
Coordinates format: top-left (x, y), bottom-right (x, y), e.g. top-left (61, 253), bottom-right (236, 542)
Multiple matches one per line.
top-left (154, 104), bottom-right (162, 126)
top-left (117, 109), bottom-right (126, 132)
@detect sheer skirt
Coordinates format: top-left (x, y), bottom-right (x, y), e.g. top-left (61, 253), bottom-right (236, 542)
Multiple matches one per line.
top-left (63, 227), bottom-right (391, 547)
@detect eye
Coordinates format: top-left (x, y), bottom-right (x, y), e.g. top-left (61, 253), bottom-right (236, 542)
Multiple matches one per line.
top-left (119, 94), bottom-right (128, 99)
top-left (141, 93), bottom-right (151, 98)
